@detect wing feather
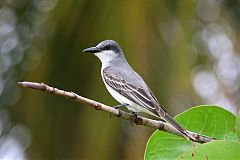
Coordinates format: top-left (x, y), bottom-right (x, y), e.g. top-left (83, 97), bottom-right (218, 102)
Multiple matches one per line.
top-left (103, 67), bottom-right (157, 112)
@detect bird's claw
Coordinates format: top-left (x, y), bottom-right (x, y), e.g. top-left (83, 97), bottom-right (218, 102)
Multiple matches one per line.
top-left (130, 112), bottom-right (138, 125)
top-left (113, 103), bottom-right (129, 109)
top-left (110, 103), bottom-right (128, 118)
top-left (113, 106), bottom-right (120, 109)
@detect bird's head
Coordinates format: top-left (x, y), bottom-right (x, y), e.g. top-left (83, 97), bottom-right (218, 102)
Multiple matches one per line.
top-left (83, 40), bottom-right (123, 64)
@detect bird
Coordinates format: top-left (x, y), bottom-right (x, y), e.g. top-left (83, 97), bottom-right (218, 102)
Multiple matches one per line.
top-left (83, 40), bottom-right (195, 140)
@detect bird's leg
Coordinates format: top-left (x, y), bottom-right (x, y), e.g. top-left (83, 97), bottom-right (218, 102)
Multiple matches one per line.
top-left (113, 103), bottom-right (129, 109)
top-left (130, 112), bottom-right (138, 125)
top-left (110, 103), bottom-right (129, 118)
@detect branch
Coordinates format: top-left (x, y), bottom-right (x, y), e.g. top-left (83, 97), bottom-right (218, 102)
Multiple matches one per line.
top-left (18, 81), bottom-right (215, 143)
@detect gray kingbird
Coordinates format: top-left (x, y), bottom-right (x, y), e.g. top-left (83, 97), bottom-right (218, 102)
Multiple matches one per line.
top-left (83, 40), bottom-right (194, 140)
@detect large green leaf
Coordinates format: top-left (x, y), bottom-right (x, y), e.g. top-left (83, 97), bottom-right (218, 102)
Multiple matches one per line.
top-left (145, 105), bottom-right (237, 160)
top-left (175, 105), bottom-right (236, 140)
top-left (144, 131), bottom-right (194, 160)
top-left (235, 111), bottom-right (240, 140)
top-left (177, 141), bottom-right (240, 159)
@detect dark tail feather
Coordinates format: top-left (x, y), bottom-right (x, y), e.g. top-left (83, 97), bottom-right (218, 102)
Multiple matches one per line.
top-left (157, 109), bottom-right (195, 141)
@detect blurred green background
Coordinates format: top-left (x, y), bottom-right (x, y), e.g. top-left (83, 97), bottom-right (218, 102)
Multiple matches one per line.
top-left (0, 0), bottom-right (239, 159)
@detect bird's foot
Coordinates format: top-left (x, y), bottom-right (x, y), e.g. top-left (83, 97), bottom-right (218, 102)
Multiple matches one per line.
top-left (110, 103), bottom-right (129, 118)
top-left (130, 112), bottom-right (138, 125)
top-left (113, 103), bottom-right (129, 109)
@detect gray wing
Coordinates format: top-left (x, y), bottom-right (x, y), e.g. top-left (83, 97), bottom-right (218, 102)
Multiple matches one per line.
top-left (103, 66), bottom-right (196, 140)
top-left (103, 66), bottom-right (161, 115)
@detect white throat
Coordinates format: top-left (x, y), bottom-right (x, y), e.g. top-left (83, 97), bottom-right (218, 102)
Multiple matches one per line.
top-left (95, 50), bottom-right (116, 68)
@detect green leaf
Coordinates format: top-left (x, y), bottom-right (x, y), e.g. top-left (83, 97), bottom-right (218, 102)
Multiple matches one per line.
top-left (177, 141), bottom-right (240, 159)
top-left (235, 111), bottom-right (240, 140)
top-left (175, 105), bottom-right (236, 139)
top-left (144, 131), bottom-right (195, 160)
top-left (145, 105), bottom-right (237, 160)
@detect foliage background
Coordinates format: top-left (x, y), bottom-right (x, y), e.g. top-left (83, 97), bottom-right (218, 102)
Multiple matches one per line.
top-left (0, 0), bottom-right (239, 159)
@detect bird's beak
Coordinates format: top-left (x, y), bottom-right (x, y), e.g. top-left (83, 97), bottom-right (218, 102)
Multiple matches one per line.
top-left (82, 47), bottom-right (101, 53)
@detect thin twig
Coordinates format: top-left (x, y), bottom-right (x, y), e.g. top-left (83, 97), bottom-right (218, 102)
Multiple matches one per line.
top-left (17, 81), bottom-right (215, 143)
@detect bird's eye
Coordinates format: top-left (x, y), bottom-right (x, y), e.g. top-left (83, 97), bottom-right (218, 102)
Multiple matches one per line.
top-left (105, 45), bottom-right (110, 50)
